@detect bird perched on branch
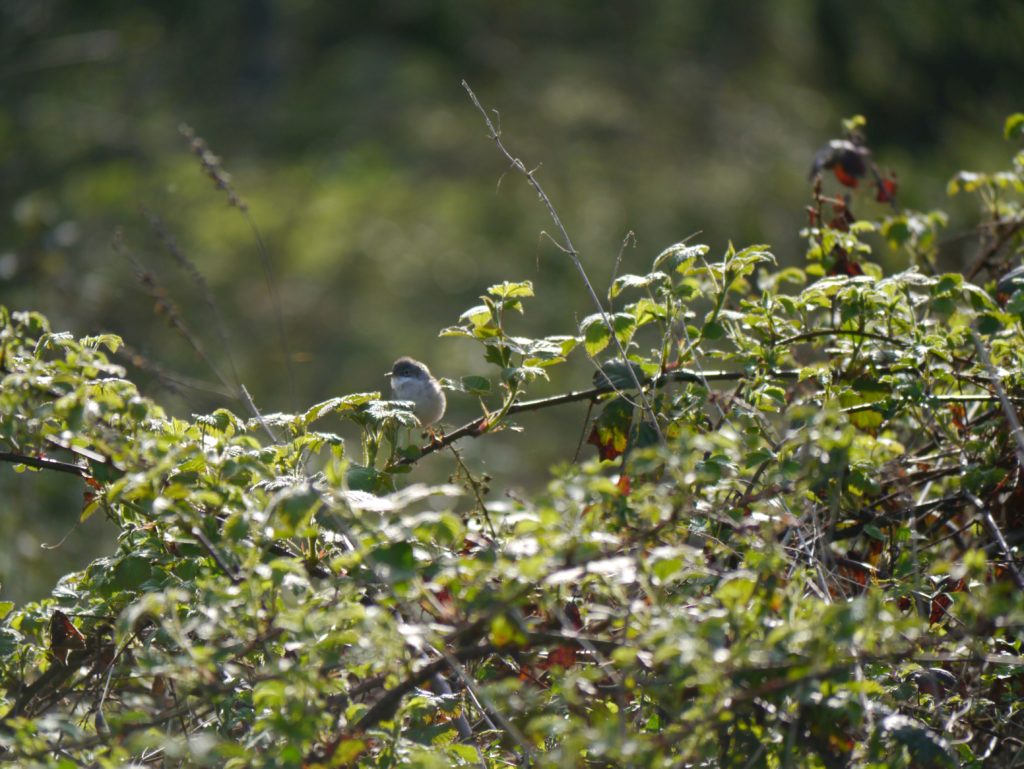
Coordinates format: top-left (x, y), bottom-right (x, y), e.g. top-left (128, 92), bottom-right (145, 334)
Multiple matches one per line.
top-left (386, 357), bottom-right (446, 426)
top-left (810, 132), bottom-right (897, 205)
top-left (810, 138), bottom-right (871, 188)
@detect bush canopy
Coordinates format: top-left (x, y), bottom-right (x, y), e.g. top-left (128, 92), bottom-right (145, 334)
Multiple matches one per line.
top-left (1, 111), bottom-right (1024, 768)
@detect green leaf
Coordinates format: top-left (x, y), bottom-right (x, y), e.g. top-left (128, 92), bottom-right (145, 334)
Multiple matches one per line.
top-left (519, 334), bottom-right (578, 366)
top-left (1004, 113), bottom-right (1024, 141)
top-left (302, 393), bottom-right (378, 425)
top-left (593, 359), bottom-right (647, 390)
top-left (460, 375), bottom-right (491, 395)
top-left (947, 171), bottom-right (986, 195)
top-left (489, 615), bottom-right (526, 647)
top-left (34, 331), bottom-right (75, 355)
top-left (743, 448), bottom-right (776, 468)
top-left (111, 555), bottom-right (155, 591)
top-left (629, 297), bottom-right (667, 325)
top-left (79, 333), bottom-right (123, 353)
top-left (976, 312), bottom-right (1003, 335)
top-left (345, 464), bottom-right (387, 493)
top-left (579, 313), bottom-right (635, 357)
top-left (458, 303), bottom-right (493, 327)
top-left (504, 363), bottom-right (546, 384)
top-left (715, 576), bottom-right (756, 610)
top-left (881, 217), bottom-right (911, 247)
top-left (80, 497), bottom-right (101, 523)
top-left (335, 740), bottom-right (367, 764)
top-left (583, 317), bottom-right (611, 356)
top-left (370, 541), bottom-right (416, 582)
top-left (355, 399), bottom-right (419, 429)
top-left (447, 744), bottom-right (481, 763)
top-left (864, 524), bottom-right (886, 541)
top-left (701, 319), bottom-right (725, 340)
top-left (587, 397), bottom-right (633, 461)
top-left (653, 242), bottom-right (709, 273)
top-left (878, 714), bottom-right (956, 768)
top-left (610, 271), bottom-right (669, 298)
top-left (487, 280), bottom-right (534, 299)
top-left (269, 486), bottom-right (322, 537)
top-left (842, 114), bottom-right (866, 133)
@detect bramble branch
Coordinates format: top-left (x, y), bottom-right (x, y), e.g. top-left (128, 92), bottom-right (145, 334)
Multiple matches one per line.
top-left (0, 451), bottom-right (88, 478)
top-left (462, 80), bottom-right (664, 442)
top-left (396, 366), bottom-right (802, 465)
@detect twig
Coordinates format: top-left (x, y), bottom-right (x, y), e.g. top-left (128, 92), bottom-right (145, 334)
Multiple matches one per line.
top-left (395, 366), bottom-right (801, 466)
top-left (141, 207), bottom-right (244, 394)
top-left (191, 525), bottom-right (242, 584)
top-left (441, 650), bottom-right (533, 759)
top-left (115, 229), bottom-right (224, 383)
top-left (462, 81), bottom-right (663, 443)
top-left (241, 384), bottom-right (280, 444)
top-left (0, 451), bottom-right (88, 478)
top-left (448, 443), bottom-right (497, 538)
top-left (311, 641), bottom-right (498, 764)
top-left (966, 492), bottom-right (1024, 590)
top-left (776, 328), bottom-right (911, 349)
top-left (963, 214), bottom-right (1024, 281)
top-left (971, 329), bottom-right (1024, 468)
top-left (117, 342), bottom-right (237, 399)
top-left (179, 124), bottom-right (296, 408)
top-left (571, 399), bottom-right (596, 463)
top-left (607, 230), bottom-right (636, 313)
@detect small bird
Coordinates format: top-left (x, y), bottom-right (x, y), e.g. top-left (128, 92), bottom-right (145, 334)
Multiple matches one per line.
top-left (386, 357), bottom-right (446, 426)
top-left (809, 138), bottom-right (869, 187)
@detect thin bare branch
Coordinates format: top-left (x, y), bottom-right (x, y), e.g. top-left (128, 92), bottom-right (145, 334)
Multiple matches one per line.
top-left (462, 80), bottom-right (664, 442)
top-left (971, 329), bottom-right (1024, 468)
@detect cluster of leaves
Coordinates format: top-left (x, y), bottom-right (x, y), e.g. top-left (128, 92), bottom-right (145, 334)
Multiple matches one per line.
top-left (1, 114), bottom-right (1024, 768)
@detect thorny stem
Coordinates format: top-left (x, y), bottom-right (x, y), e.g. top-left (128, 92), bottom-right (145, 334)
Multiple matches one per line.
top-left (971, 329), bottom-right (1024, 469)
top-left (392, 365), bottom-right (1023, 466)
top-left (448, 442), bottom-right (497, 538)
top-left (462, 81), bottom-right (664, 443)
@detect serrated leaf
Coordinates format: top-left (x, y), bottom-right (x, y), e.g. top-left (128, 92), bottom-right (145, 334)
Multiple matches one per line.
top-left (629, 297), bottom-right (667, 325)
top-left (653, 242), bottom-right (709, 273)
top-left (355, 399), bottom-right (419, 428)
top-left (583, 319), bottom-right (611, 356)
top-left (579, 313), bottom-right (636, 357)
top-left (610, 271), bottom-right (669, 298)
top-left (743, 448), bottom-right (776, 468)
top-left (79, 333), bottom-right (123, 353)
top-left (519, 335), bottom-right (578, 366)
top-left (302, 392), bottom-right (379, 425)
top-left (487, 280), bottom-right (534, 299)
top-left (587, 397), bottom-right (633, 461)
top-left (458, 304), bottom-right (493, 326)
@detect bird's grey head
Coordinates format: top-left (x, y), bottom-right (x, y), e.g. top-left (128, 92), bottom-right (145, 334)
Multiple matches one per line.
top-left (388, 357), bottom-right (431, 381)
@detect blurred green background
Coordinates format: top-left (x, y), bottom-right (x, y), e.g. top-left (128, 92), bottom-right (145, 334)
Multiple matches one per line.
top-left (2, 0), bottom-right (1021, 603)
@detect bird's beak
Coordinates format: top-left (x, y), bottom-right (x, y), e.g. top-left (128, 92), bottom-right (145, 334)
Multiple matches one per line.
top-left (383, 371), bottom-right (392, 378)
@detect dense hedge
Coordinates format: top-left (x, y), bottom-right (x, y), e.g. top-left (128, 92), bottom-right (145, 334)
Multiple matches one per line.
top-left (1, 114), bottom-right (1023, 768)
